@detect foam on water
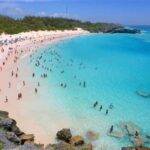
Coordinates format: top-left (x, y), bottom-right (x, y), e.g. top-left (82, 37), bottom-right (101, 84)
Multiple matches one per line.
top-left (23, 27), bottom-right (150, 149)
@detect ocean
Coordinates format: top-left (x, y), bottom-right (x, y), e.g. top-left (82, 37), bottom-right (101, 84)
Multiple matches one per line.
top-left (24, 26), bottom-right (150, 149)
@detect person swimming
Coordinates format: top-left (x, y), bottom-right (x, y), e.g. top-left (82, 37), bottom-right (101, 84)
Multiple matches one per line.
top-left (64, 83), bottom-right (67, 88)
top-left (32, 73), bottom-right (35, 77)
top-left (109, 103), bottom-right (114, 109)
top-left (61, 70), bottom-right (64, 74)
top-left (93, 101), bottom-right (98, 108)
top-left (135, 131), bottom-right (139, 137)
top-left (79, 82), bottom-right (82, 86)
top-left (83, 81), bottom-right (86, 88)
top-left (105, 109), bottom-right (109, 115)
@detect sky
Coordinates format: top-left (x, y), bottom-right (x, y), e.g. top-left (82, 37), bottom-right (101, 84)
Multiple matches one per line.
top-left (0, 0), bottom-right (150, 25)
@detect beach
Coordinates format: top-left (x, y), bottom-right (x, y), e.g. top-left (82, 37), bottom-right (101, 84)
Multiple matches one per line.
top-left (0, 0), bottom-right (150, 148)
top-left (0, 27), bottom-right (150, 150)
top-left (0, 28), bottom-right (89, 144)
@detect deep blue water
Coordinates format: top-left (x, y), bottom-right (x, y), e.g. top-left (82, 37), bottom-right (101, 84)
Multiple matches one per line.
top-left (29, 27), bottom-right (150, 149)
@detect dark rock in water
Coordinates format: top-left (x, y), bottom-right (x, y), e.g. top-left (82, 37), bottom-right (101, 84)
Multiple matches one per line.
top-left (107, 124), bottom-right (125, 138)
top-left (85, 130), bottom-right (99, 141)
top-left (0, 111), bottom-right (9, 118)
top-left (122, 148), bottom-right (132, 150)
top-left (146, 135), bottom-right (150, 139)
top-left (121, 147), bottom-right (150, 150)
top-left (130, 136), bottom-right (144, 147)
top-left (105, 28), bottom-right (141, 34)
top-left (120, 121), bottom-right (141, 136)
top-left (70, 135), bottom-right (84, 146)
top-left (136, 91), bottom-right (150, 98)
top-left (56, 128), bottom-right (72, 143)
top-left (143, 134), bottom-right (150, 144)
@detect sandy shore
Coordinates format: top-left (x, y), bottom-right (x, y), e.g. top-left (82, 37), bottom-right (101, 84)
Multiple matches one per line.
top-left (0, 28), bottom-right (89, 144)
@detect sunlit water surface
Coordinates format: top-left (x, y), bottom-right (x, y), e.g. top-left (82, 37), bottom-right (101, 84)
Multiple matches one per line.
top-left (23, 26), bottom-right (150, 149)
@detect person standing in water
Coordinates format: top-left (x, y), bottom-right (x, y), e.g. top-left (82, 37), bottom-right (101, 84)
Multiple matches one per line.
top-left (109, 103), bottom-right (114, 109)
top-left (105, 109), bottom-right (109, 115)
top-left (15, 73), bottom-right (18, 78)
top-left (35, 88), bottom-right (38, 93)
top-left (93, 101), bottom-right (98, 108)
top-left (11, 71), bottom-right (14, 77)
top-left (8, 82), bottom-right (11, 88)
top-left (109, 125), bottom-right (114, 133)
top-left (32, 73), bottom-right (35, 77)
top-left (5, 96), bottom-right (8, 103)
top-left (99, 105), bottom-right (103, 111)
top-left (23, 81), bottom-right (25, 86)
top-left (17, 93), bottom-right (22, 100)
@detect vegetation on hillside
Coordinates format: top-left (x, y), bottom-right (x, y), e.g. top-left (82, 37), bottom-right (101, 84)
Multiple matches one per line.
top-left (0, 15), bottom-right (122, 34)
top-left (0, 141), bottom-right (3, 150)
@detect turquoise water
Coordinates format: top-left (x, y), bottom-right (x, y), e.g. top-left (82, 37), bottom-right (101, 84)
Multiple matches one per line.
top-left (29, 27), bottom-right (150, 149)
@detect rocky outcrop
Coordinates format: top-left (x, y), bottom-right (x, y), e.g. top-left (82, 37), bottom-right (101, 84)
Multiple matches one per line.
top-left (0, 110), bottom-right (92, 150)
top-left (56, 128), bottom-right (72, 143)
top-left (136, 91), bottom-right (150, 98)
top-left (19, 134), bottom-right (34, 144)
top-left (45, 141), bottom-right (74, 150)
top-left (5, 131), bottom-right (21, 144)
top-left (107, 124), bottom-right (125, 138)
top-left (105, 28), bottom-right (141, 34)
top-left (0, 118), bottom-right (16, 131)
top-left (1, 110), bottom-right (149, 150)
top-left (121, 147), bottom-right (150, 150)
top-left (0, 110), bottom-right (41, 150)
top-left (70, 135), bottom-right (84, 146)
top-left (0, 111), bottom-right (9, 118)
top-left (121, 121), bottom-right (141, 136)
top-left (55, 129), bottom-right (92, 150)
top-left (45, 141), bottom-right (92, 150)
top-left (108, 121), bottom-right (150, 149)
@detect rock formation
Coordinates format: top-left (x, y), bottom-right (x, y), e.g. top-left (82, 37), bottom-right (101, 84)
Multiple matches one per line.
top-left (0, 110), bottom-right (92, 150)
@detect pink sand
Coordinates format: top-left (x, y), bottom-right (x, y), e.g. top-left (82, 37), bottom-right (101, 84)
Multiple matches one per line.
top-left (0, 29), bottom-right (89, 144)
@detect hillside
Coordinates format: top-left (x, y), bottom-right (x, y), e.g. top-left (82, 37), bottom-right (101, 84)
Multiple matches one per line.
top-left (0, 15), bottom-right (123, 34)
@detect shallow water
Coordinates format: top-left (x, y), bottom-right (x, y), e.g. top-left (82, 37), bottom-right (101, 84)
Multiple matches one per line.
top-left (25, 27), bottom-right (150, 149)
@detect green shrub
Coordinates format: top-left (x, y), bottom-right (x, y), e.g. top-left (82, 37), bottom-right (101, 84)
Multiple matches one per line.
top-left (0, 15), bottom-right (122, 34)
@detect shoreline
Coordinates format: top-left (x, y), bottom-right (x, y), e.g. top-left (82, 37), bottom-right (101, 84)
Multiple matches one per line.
top-left (0, 28), bottom-right (89, 144)
top-left (0, 28), bottom-right (89, 64)
top-left (0, 29), bottom-right (150, 149)
top-left (1, 110), bottom-right (150, 150)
